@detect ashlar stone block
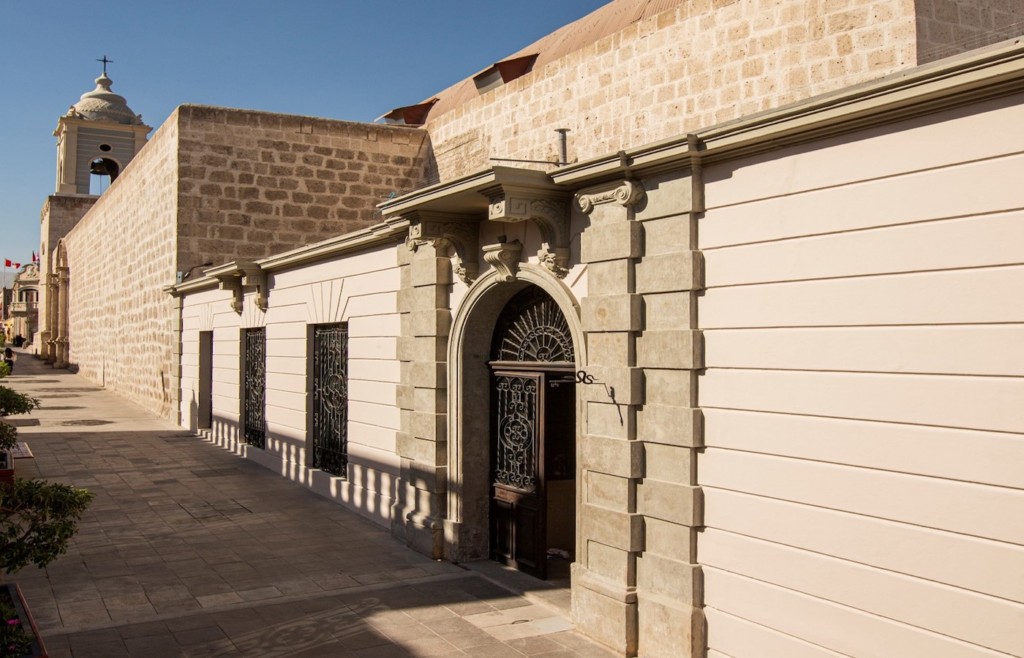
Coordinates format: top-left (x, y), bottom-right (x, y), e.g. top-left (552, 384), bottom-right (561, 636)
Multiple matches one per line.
top-left (635, 251), bottom-right (704, 293)
top-left (643, 442), bottom-right (694, 485)
top-left (400, 458), bottom-right (447, 494)
top-left (586, 259), bottom-right (634, 296)
top-left (642, 292), bottom-right (694, 331)
top-left (643, 369), bottom-right (695, 407)
top-left (578, 365), bottom-right (643, 405)
top-left (582, 294), bottom-right (642, 333)
top-left (413, 387), bottom-right (446, 413)
top-left (586, 471), bottom-right (632, 510)
top-left (586, 332), bottom-right (635, 367)
top-left (573, 579), bottom-right (638, 657)
top-left (637, 406), bottom-right (703, 447)
top-left (582, 221), bottom-right (643, 263)
top-left (410, 255), bottom-right (453, 286)
top-left (396, 431), bottom-right (446, 466)
top-left (588, 541), bottom-right (636, 587)
top-left (409, 309), bottom-right (452, 337)
top-left (637, 554), bottom-right (702, 605)
top-left (645, 517), bottom-right (697, 559)
top-left (410, 409), bottom-right (445, 441)
top-left (637, 480), bottom-right (702, 526)
top-left (581, 434), bottom-right (643, 478)
top-left (636, 330), bottom-right (703, 369)
top-left (408, 361), bottom-right (446, 388)
top-left (637, 594), bottom-right (704, 658)
top-left (635, 171), bottom-right (696, 222)
top-left (643, 215), bottom-right (695, 256)
top-left (580, 503), bottom-right (644, 552)
top-left (586, 401), bottom-right (636, 441)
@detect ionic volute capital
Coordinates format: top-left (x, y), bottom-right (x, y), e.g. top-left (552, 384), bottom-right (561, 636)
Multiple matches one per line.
top-left (575, 179), bottom-right (645, 215)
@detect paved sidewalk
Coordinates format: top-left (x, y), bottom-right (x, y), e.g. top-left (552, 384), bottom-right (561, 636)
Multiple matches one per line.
top-left (1, 351), bottom-right (615, 657)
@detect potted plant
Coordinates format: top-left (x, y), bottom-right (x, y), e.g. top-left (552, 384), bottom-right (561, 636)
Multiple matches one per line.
top-left (0, 383), bottom-right (92, 657)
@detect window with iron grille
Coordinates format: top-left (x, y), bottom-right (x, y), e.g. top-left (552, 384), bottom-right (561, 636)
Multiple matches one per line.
top-left (310, 323), bottom-right (348, 476)
top-left (242, 327), bottom-right (266, 449)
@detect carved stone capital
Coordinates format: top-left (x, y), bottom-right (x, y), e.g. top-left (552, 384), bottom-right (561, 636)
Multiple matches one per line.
top-left (575, 180), bottom-right (645, 215)
top-left (482, 239), bottom-right (523, 282)
top-left (405, 211), bottom-right (481, 284)
top-left (482, 185), bottom-right (571, 278)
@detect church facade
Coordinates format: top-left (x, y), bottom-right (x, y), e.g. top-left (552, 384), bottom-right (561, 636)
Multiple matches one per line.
top-left (38, 1), bottom-right (1024, 656)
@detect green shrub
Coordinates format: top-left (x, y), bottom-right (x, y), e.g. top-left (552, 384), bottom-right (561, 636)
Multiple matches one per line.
top-left (0, 384), bottom-right (92, 575)
top-left (0, 479), bottom-right (93, 573)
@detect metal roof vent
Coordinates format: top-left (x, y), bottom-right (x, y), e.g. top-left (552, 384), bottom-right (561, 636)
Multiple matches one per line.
top-left (472, 54), bottom-right (539, 94)
top-left (376, 98), bottom-right (439, 125)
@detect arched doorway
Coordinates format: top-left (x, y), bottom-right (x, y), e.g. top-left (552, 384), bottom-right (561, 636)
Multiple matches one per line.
top-left (489, 286), bottom-right (577, 579)
top-left (446, 268), bottom-right (584, 581)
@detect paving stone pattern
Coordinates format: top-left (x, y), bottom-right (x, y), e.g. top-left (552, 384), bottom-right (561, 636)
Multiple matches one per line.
top-left (2, 351), bottom-right (614, 657)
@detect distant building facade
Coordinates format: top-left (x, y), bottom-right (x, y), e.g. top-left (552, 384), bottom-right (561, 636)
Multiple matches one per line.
top-left (38, 1), bottom-right (1024, 656)
top-left (9, 263), bottom-right (40, 345)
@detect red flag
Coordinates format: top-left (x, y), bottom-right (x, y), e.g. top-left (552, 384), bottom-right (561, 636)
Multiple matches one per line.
top-left (3, 259), bottom-right (10, 267)
top-left (13, 263), bottom-right (20, 269)
top-left (32, 251), bottom-right (38, 263)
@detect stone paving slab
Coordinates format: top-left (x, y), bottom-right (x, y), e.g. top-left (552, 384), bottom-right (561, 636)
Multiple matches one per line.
top-left (1, 351), bottom-right (616, 657)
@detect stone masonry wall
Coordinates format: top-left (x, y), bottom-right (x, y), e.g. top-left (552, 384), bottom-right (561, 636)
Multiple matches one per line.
top-left (175, 106), bottom-right (432, 274)
top-left (916, 0), bottom-right (1024, 63)
top-left (424, 0), bottom-right (1008, 180)
top-left (63, 114), bottom-right (179, 416)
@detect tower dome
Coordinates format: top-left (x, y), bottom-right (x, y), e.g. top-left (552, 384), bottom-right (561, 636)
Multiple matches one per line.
top-left (68, 72), bottom-right (142, 125)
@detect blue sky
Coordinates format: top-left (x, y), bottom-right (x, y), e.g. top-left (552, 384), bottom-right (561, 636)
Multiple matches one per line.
top-left (0, 0), bottom-right (608, 285)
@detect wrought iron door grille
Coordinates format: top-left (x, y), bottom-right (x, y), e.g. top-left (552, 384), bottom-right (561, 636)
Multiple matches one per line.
top-left (242, 327), bottom-right (266, 449)
top-left (312, 323), bottom-right (348, 476)
top-left (494, 374), bottom-right (538, 492)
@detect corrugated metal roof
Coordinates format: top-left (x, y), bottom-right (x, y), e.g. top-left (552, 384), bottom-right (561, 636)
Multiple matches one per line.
top-left (420, 0), bottom-right (687, 122)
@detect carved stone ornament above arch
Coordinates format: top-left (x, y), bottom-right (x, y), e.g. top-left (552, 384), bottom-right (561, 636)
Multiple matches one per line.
top-left (481, 184), bottom-right (571, 279)
top-left (403, 211), bottom-right (481, 284)
top-left (575, 179), bottom-right (645, 215)
top-left (481, 239), bottom-right (523, 283)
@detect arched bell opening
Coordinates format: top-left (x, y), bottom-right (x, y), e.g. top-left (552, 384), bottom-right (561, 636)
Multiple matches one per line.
top-left (89, 157), bottom-right (120, 194)
top-left (446, 266), bottom-right (584, 582)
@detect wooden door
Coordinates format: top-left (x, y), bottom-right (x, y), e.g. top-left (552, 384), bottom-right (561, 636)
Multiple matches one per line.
top-left (490, 371), bottom-right (546, 578)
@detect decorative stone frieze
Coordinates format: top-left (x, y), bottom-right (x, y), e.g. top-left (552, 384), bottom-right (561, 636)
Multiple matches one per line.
top-left (481, 239), bottom-right (524, 282)
top-left (482, 184), bottom-right (571, 278)
top-left (404, 211), bottom-right (480, 284)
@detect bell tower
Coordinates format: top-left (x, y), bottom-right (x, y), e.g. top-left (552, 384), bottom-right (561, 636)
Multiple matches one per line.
top-left (39, 59), bottom-right (152, 364)
top-left (53, 58), bottom-right (151, 195)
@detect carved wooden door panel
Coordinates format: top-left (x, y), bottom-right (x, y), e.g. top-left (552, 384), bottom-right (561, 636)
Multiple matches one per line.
top-left (491, 371), bottom-right (546, 578)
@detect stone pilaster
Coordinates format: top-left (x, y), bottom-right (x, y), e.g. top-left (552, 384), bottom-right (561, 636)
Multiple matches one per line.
top-left (41, 273), bottom-right (59, 363)
top-left (54, 267), bottom-right (70, 369)
top-left (573, 179), bottom-right (645, 656)
top-left (633, 168), bottom-right (705, 658)
top-left (391, 235), bottom-right (453, 558)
